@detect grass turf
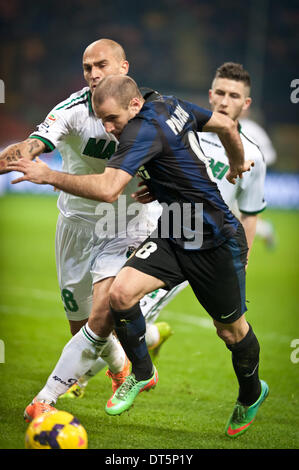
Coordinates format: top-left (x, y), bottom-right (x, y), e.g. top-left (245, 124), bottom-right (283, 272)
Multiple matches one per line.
top-left (0, 194), bottom-right (298, 450)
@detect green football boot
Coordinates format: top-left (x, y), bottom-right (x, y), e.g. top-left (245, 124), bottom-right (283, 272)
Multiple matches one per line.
top-left (105, 367), bottom-right (158, 416)
top-left (225, 380), bottom-right (269, 438)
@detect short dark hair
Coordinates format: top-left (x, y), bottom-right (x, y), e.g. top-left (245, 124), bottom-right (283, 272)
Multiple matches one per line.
top-left (214, 62), bottom-right (251, 88)
top-left (93, 75), bottom-right (142, 109)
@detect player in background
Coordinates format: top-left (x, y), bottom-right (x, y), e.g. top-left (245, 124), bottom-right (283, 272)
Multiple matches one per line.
top-left (0, 39), bottom-right (173, 417)
top-left (239, 110), bottom-right (277, 248)
top-left (199, 62), bottom-right (267, 257)
top-left (8, 75), bottom-right (268, 438)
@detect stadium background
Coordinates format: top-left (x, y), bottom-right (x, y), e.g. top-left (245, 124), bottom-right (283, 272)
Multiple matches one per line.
top-left (0, 0), bottom-right (299, 205)
top-left (0, 0), bottom-right (298, 451)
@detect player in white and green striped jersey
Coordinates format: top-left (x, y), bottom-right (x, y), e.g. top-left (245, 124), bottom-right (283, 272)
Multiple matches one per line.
top-left (0, 39), bottom-right (173, 414)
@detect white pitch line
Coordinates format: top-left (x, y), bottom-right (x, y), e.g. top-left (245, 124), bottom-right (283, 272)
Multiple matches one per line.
top-left (0, 304), bottom-right (39, 316)
top-left (1, 286), bottom-right (60, 302)
top-left (161, 309), bottom-right (293, 343)
top-left (161, 310), bottom-right (214, 329)
top-left (0, 288), bottom-right (294, 344)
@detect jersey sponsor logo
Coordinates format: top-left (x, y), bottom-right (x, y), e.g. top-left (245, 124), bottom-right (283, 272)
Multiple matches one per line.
top-left (37, 113), bottom-right (58, 133)
top-left (126, 246), bottom-right (136, 259)
top-left (52, 375), bottom-right (77, 387)
top-left (209, 157), bottom-right (229, 180)
top-left (83, 138), bottom-right (117, 159)
top-left (137, 165), bottom-right (151, 180)
top-left (200, 137), bottom-right (222, 148)
top-left (166, 104), bottom-right (189, 135)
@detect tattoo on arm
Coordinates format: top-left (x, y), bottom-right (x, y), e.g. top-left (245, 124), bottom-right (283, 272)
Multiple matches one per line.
top-left (27, 139), bottom-right (42, 154)
top-left (0, 139), bottom-right (44, 173)
top-left (0, 147), bottom-right (21, 163)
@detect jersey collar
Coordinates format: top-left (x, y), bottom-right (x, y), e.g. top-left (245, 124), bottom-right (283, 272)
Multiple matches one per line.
top-left (88, 90), bottom-right (93, 114)
top-left (140, 87), bottom-right (162, 102)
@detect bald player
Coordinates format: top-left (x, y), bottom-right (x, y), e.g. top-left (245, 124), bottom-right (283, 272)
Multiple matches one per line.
top-left (0, 39), bottom-right (171, 419)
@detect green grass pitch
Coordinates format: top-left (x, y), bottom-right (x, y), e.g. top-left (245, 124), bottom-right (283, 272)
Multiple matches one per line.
top-left (0, 194), bottom-right (298, 450)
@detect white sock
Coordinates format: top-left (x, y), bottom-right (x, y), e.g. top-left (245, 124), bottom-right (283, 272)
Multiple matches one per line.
top-left (78, 356), bottom-right (107, 387)
top-left (145, 323), bottom-right (160, 349)
top-left (99, 333), bottom-right (126, 373)
top-left (79, 323), bottom-right (125, 373)
top-left (36, 325), bottom-right (109, 404)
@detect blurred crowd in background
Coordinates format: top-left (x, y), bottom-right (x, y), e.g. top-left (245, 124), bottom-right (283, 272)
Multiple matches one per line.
top-left (0, 0), bottom-right (298, 172)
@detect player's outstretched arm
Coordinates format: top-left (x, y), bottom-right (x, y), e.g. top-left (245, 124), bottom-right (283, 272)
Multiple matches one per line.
top-left (202, 112), bottom-right (252, 184)
top-left (7, 158), bottom-right (132, 203)
top-left (0, 138), bottom-right (46, 174)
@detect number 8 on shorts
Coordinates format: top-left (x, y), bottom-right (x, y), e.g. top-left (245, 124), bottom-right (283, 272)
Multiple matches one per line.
top-left (135, 242), bottom-right (157, 259)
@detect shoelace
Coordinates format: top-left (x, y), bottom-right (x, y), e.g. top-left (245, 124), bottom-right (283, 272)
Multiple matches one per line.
top-left (232, 403), bottom-right (247, 423)
top-left (115, 375), bottom-right (137, 400)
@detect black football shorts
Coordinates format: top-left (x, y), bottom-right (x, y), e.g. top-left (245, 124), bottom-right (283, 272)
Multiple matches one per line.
top-left (124, 223), bottom-right (248, 324)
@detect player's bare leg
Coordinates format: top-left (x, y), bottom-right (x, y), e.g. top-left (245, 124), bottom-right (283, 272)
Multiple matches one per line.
top-left (24, 278), bottom-right (130, 420)
top-left (110, 266), bottom-right (165, 310)
top-left (62, 278), bottom-right (179, 400)
top-left (69, 319), bottom-right (87, 336)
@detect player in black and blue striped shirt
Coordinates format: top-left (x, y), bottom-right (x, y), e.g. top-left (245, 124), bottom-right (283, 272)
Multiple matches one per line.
top-left (8, 75), bottom-right (268, 437)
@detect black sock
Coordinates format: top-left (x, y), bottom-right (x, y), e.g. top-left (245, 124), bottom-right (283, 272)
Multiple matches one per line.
top-left (226, 324), bottom-right (261, 406)
top-left (110, 302), bottom-right (153, 381)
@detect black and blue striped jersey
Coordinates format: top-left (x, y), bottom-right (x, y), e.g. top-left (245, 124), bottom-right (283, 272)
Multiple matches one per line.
top-left (107, 93), bottom-right (239, 250)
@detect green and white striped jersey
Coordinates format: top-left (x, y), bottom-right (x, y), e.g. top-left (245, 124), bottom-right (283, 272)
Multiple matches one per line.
top-left (197, 128), bottom-right (267, 215)
top-left (30, 87), bottom-right (157, 232)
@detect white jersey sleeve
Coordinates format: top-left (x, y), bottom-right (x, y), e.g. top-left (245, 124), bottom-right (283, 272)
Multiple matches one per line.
top-left (198, 130), bottom-right (267, 216)
top-left (236, 131), bottom-right (267, 214)
top-left (29, 88), bottom-right (91, 151)
top-left (239, 118), bottom-right (277, 167)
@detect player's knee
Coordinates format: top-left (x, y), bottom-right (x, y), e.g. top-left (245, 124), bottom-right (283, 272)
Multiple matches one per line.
top-left (214, 318), bottom-right (249, 345)
top-left (215, 326), bottom-right (235, 344)
top-left (109, 281), bottom-right (136, 311)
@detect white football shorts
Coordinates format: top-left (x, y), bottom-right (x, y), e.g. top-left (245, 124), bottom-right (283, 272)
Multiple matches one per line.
top-left (55, 214), bottom-right (95, 321)
top-left (55, 214), bottom-right (188, 322)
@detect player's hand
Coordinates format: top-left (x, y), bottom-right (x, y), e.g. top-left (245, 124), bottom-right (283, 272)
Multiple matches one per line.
top-left (7, 157), bottom-right (52, 185)
top-left (131, 180), bottom-right (156, 204)
top-left (226, 160), bottom-right (255, 185)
